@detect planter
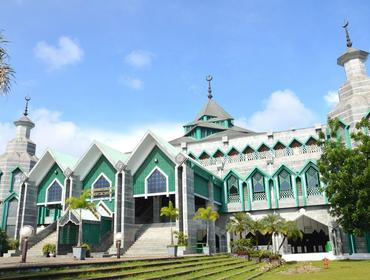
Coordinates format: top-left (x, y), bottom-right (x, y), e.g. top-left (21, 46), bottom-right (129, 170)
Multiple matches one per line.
top-left (43, 252), bottom-right (50, 257)
top-left (73, 247), bottom-right (87, 260)
top-left (202, 246), bottom-right (210, 255)
top-left (167, 246), bottom-right (178, 257)
top-left (177, 246), bottom-right (186, 256)
top-left (86, 250), bottom-right (91, 258)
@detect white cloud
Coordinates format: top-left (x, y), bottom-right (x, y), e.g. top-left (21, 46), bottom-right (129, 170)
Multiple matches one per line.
top-left (324, 90), bottom-right (339, 107)
top-left (0, 108), bottom-right (183, 158)
top-left (124, 50), bottom-right (154, 68)
top-left (235, 89), bottom-right (318, 132)
top-left (34, 36), bottom-right (84, 70)
top-left (120, 76), bottom-right (143, 90)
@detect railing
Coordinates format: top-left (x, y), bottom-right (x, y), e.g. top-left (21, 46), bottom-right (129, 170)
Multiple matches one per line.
top-left (279, 189), bottom-right (294, 199)
top-left (253, 192), bottom-right (266, 201)
top-left (228, 194), bottom-right (240, 203)
top-left (307, 186), bottom-right (322, 197)
top-left (198, 145), bottom-right (322, 167)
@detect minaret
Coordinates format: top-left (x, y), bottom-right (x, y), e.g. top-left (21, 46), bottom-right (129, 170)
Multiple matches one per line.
top-left (328, 22), bottom-right (370, 128)
top-left (0, 97), bottom-right (38, 238)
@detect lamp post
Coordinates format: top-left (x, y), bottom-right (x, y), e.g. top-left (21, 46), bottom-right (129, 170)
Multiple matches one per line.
top-left (115, 232), bottom-right (122, 259)
top-left (20, 225), bottom-right (34, 263)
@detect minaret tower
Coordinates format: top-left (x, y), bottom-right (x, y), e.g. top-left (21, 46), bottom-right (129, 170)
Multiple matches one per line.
top-left (328, 22), bottom-right (370, 128)
top-left (0, 97), bottom-right (38, 238)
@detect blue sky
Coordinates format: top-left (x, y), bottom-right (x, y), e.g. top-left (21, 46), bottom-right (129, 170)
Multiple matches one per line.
top-left (1, 0), bottom-right (370, 156)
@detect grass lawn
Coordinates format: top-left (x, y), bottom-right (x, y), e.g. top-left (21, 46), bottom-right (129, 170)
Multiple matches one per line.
top-left (258, 260), bottom-right (370, 280)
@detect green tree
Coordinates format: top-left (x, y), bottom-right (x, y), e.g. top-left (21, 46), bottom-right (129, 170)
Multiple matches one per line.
top-left (277, 220), bottom-right (303, 251)
top-left (318, 117), bottom-right (370, 236)
top-left (65, 190), bottom-right (96, 247)
top-left (260, 213), bottom-right (284, 248)
top-left (226, 212), bottom-right (250, 239)
top-left (193, 206), bottom-right (219, 251)
top-left (0, 229), bottom-right (9, 255)
top-left (247, 217), bottom-right (263, 247)
top-left (0, 32), bottom-right (14, 95)
top-left (160, 201), bottom-right (179, 246)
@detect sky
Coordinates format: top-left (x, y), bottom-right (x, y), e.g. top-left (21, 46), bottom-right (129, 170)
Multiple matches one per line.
top-left (1, 0), bottom-right (370, 157)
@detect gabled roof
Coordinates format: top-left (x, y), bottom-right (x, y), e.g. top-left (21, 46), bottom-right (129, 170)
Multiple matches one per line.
top-left (195, 99), bottom-right (233, 121)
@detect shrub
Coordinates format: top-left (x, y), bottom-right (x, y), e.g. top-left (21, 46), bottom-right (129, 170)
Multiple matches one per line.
top-left (49, 244), bottom-right (56, 254)
top-left (174, 231), bottom-right (188, 247)
top-left (0, 229), bottom-right (9, 254)
top-left (81, 243), bottom-right (91, 252)
top-left (230, 238), bottom-right (254, 255)
top-left (42, 243), bottom-right (51, 253)
top-left (7, 239), bottom-right (19, 250)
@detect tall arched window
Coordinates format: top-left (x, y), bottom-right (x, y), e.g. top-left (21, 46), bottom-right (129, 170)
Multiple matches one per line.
top-left (6, 198), bottom-right (18, 238)
top-left (278, 170), bottom-right (293, 198)
top-left (252, 172), bottom-right (266, 200)
top-left (305, 167), bottom-right (321, 196)
top-left (47, 180), bottom-right (63, 203)
top-left (92, 175), bottom-right (112, 198)
top-left (12, 171), bottom-right (23, 194)
top-left (227, 175), bottom-right (240, 202)
top-left (147, 169), bottom-right (167, 194)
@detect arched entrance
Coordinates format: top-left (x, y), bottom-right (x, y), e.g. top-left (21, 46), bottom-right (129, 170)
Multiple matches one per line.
top-left (288, 215), bottom-right (329, 253)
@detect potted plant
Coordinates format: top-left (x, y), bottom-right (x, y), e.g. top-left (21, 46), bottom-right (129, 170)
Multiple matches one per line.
top-left (193, 206), bottom-right (219, 255)
top-left (49, 244), bottom-right (56, 257)
top-left (160, 201), bottom-right (179, 257)
top-left (174, 231), bottom-right (188, 256)
top-left (81, 243), bottom-right (91, 258)
top-left (65, 190), bottom-right (96, 260)
top-left (42, 243), bottom-right (51, 257)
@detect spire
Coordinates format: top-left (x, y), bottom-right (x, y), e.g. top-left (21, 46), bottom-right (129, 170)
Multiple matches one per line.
top-left (24, 96), bottom-right (30, 116)
top-left (206, 75), bottom-right (213, 99)
top-left (343, 20), bottom-right (353, 48)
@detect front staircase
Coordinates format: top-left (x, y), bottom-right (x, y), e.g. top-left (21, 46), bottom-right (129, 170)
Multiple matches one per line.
top-left (27, 231), bottom-right (58, 257)
top-left (124, 223), bottom-right (173, 257)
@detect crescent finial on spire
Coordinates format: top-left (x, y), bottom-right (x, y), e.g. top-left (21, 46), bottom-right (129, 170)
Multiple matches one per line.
top-left (342, 20), bottom-right (353, 48)
top-left (24, 95), bottom-right (31, 116)
top-left (206, 75), bottom-right (213, 99)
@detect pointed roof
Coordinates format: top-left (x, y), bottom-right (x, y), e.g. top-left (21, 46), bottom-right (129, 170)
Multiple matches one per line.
top-left (194, 99), bottom-right (233, 121)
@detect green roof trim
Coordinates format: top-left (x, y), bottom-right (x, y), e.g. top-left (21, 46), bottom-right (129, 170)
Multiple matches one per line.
top-left (271, 164), bottom-right (296, 177)
top-left (287, 138), bottom-right (303, 147)
top-left (222, 168), bottom-right (244, 181)
top-left (298, 160), bottom-right (319, 175)
top-left (245, 166), bottom-right (270, 180)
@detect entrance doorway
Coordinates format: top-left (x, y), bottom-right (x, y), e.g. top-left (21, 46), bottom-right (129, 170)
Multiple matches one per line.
top-left (134, 194), bottom-right (175, 224)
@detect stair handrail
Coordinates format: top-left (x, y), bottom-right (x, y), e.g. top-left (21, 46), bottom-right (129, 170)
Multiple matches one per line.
top-left (27, 221), bottom-right (57, 248)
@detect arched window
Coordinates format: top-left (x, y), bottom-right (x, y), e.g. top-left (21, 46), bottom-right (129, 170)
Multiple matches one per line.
top-left (12, 171), bottom-right (23, 194)
top-left (252, 172), bottom-right (266, 201)
top-left (147, 169), bottom-right (167, 194)
top-left (337, 125), bottom-right (346, 142)
top-left (278, 170), bottom-right (293, 198)
top-left (47, 180), bottom-right (63, 203)
top-left (93, 175), bottom-right (110, 189)
top-left (6, 198), bottom-right (18, 238)
top-left (227, 175), bottom-right (240, 202)
top-left (305, 167), bottom-right (321, 196)
top-left (296, 177), bottom-right (302, 196)
top-left (92, 175), bottom-right (112, 198)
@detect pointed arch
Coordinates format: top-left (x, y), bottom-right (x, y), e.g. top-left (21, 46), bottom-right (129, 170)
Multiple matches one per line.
top-left (46, 179), bottom-right (63, 204)
top-left (227, 147), bottom-right (240, 157)
top-left (188, 152), bottom-right (196, 159)
top-left (273, 165), bottom-right (295, 199)
top-left (273, 141), bottom-right (286, 150)
top-left (198, 151), bottom-right (211, 160)
top-left (288, 138), bottom-right (303, 148)
top-left (257, 143), bottom-right (270, 152)
top-left (10, 167), bottom-right (25, 193)
top-left (242, 145), bottom-right (255, 154)
top-left (144, 167), bottom-right (168, 197)
top-left (212, 149), bottom-right (225, 158)
top-left (305, 136), bottom-right (318, 146)
top-left (92, 173), bottom-right (112, 199)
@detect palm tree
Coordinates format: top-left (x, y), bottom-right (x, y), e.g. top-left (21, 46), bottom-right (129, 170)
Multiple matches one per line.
top-left (160, 201), bottom-right (179, 246)
top-left (247, 217), bottom-right (263, 247)
top-left (0, 32), bottom-right (14, 96)
top-left (260, 213), bottom-right (284, 249)
top-left (65, 190), bottom-right (96, 247)
top-left (193, 206), bottom-right (219, 251)
top-left (226, 212), bottom-right (250, 239)
top-left (278, 220), bottom-right (303, 252)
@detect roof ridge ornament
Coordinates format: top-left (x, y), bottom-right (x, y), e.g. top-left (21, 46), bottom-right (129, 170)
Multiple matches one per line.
top-left (342, 20), bottom-right (352, 48)
top-left (206, 75), bottom-right (213, 99)
top-left (24, 95), bottom-right (31, 116)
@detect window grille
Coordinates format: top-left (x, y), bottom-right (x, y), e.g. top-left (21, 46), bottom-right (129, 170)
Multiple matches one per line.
top-left (306, 167), bottom-right (321, 196)
top-left (93, 175), bottom-right (112, 198)
top-left (47, 181), bottom-right (62, 202)
top-left (252, 172), bottom-right (266, 200)
top-left (279, 170), bottom-right (293, 198)
top-left (147, 169), bottom-right (167, 194)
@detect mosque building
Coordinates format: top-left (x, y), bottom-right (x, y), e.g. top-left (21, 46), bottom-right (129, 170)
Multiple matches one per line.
top-left (0, 26), bottom-right (369, 257)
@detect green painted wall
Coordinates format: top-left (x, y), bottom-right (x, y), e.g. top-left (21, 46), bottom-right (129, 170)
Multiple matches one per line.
top-left (82, 155), bottom-right (116, 190)
top-left (133, 146), bottom-right (175, 195)
top-left (214, 185), bottom-right (222, 203)
top-left (194, 174), bottom-right (209, 197)
top-left (37, 163), bottom-right (65, 204)
top-left (83, 223), bottom-right (100, 244)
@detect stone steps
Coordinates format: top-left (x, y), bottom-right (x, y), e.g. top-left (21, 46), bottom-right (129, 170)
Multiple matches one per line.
top-left (27, 231), bottom-right (58, 257)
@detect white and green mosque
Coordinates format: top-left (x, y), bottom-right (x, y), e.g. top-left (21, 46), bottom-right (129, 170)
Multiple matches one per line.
top-left (1, 29), bottom-right (370, 259)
